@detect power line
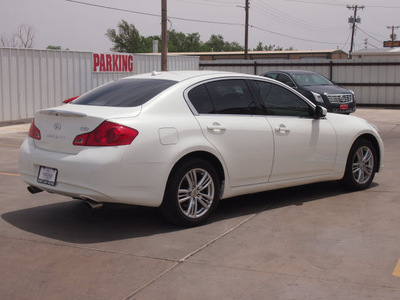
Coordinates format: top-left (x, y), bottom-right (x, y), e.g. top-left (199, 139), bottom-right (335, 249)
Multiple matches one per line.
top-left (172, 0), bottom-right (242, 8)
top-left (340, 30), bottom-right (352, 51)
top-left (356, 27), bottom-right (383, 44)
top-left (278, 0), bottom-right (400, 8)
top-left (252, 0), bottom-right (343, 33)
top-left (66, 0), bottom-right (160, 17)
top-left (275, 0), bottom-right (345, 7)
top-left (250, 24), bottom-right (344, 45)
top-left (65, 0), bottom-right (244, 26)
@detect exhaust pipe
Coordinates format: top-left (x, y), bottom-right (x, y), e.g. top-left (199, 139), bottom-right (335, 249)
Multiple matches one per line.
top-left (81, 198), bottom-right (103, 210)
top-left (27, 186), bottom-right (43, 194)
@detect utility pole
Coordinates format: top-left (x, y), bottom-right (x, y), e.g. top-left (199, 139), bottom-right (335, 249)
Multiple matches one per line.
top-left (387, 25), bottom-right (400, 47)
top-left (161, 0), bottom-right (168, 71)
top-left (244, 0), bottom-right (249, 60)
top-left (347, 5), bottom-right (364, 57)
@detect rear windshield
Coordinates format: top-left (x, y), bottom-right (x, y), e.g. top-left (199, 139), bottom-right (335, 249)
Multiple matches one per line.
top-left (72, 79), bottom-right (178, 107)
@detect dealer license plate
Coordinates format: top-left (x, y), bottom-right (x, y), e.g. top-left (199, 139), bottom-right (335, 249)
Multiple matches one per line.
top-left (37, 166), bottom-right (58, 186)
top-left (340, 104), bottom-right (349, 110)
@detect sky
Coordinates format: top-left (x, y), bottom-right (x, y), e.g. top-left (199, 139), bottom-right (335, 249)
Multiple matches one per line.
top-left (1, 0), bottom-right (400, 54)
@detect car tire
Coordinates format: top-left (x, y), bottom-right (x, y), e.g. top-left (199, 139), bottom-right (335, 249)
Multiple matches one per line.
top-left (340, 138), bottom-right (377, 191)
top-left (160, 158), bottom-right (221, 227)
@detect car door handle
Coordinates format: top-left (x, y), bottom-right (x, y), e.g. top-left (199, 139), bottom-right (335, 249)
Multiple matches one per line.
top-left (207, 123), bottom-right (226, 134)
top-left (275, 125), bottom-right (290, 134)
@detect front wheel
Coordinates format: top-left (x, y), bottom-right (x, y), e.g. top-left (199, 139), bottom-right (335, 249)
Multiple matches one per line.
top-left (160, 159), bottom-right (221, 227)
top-left (339, 139), bottom-right (377, 191)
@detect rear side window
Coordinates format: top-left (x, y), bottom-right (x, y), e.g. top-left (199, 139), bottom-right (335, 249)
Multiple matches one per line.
top-left (187, 84), bottom-right (215, 114)
top-left (187, 79), bottom-right (258, 115)
top-left (264, 73), bottom-right (277, 80)
top-left (73, 79), bottom-right (177, 107)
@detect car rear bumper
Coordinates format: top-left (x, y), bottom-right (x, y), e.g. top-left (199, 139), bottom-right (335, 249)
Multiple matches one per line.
top-left (19, 138), bottom-right (167, 207)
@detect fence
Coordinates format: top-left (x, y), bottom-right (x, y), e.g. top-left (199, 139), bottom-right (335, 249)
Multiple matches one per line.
top-left (0, 48), bottom-right (199, 122)
top-left (200, 58), bottom-right (400, 107)
top-left (2, 49), bottom-right (400, 123)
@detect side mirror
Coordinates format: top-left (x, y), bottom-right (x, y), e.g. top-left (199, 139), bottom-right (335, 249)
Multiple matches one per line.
top-left (315, 105), bottom-right (327, 119)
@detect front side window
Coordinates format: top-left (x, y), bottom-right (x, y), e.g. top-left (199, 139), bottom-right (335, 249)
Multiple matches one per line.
top-left (255, 81), bottom-right (312, 117)
top-left (291, 73), bottom-right (333, 86)
top-left (73, 79), bottom-right (177, 107)
top-left (276, 74), bottom-right (296, 88)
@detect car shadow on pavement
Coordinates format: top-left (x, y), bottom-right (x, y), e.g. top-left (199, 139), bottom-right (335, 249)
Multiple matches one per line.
top-left (2, 181), bottom-right (368, 244)
top-left (2, 200), bottom-right (179, 243)
top-left (215, 181), bottom-right (357, 220)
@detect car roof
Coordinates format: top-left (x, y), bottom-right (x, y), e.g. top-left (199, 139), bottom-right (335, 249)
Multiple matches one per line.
top-left (265, 70), bottom-right (317, 75)
top-left (123, 70), bottom-right (256, 82)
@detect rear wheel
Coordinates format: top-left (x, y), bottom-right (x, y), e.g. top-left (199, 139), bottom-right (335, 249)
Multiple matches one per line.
top-left (160, 159), bottom-right (220, 227)
top-left (340, 139), bottom-right (377, 191)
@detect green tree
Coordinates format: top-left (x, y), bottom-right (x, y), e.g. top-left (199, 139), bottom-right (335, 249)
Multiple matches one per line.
top-left (253, 42), bottom-right (295, 51)
top-left (47, 45), bottom-right (62, 50)
top-left (226, 41), bottom-right (244, 51)
top-left (106, 20), bottom-right (149, 53)
top-left (202, 34), bottom-right (244, 52)
top-left (167, 30), bottom-right (203, 52)
top-left (203, 34), bottom-right (225, 51)
top-left (142, 35), bottom-right (161, 52)
top-left (184, 32), bottom-right (202, 52)
top-left (106, 20), bottom-right (300, 54)
top-left (167, 30), bottom-right (187, 52)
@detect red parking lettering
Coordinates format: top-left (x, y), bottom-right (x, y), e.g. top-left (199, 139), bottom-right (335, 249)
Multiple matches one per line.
top-left (128, 56), bottom-right (133, 72)
top-left (121, 55), bottom-right (128, 72)
top-left (112, 55), bottom-right (119, 72)
top-left (99, 54), bottom-right (105, 72)
top-left (106, 54), bottom-right (112, 71)
top-left (93, 53), bottom-right (100, 72)
top-left (93, 53), bottom-right (133, 73)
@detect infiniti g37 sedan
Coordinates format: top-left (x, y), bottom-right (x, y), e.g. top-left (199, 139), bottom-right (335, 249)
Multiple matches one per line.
top-left (19, 71), bottom-right (383, 226)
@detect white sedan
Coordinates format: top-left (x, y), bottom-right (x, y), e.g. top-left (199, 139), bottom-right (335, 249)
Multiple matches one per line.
top-left (19, 71), bottom-right (383, 226)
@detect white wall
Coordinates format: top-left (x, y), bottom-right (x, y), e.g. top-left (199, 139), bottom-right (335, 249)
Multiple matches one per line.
top-left (0, 48), bottom-right (199, 122)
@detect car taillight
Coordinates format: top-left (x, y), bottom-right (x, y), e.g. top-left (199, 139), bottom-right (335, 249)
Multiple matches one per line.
top-left (73, 121), bottom-right (138, 146)
top-left (28, 119), bottom-right (41, 140)
top-left (63, 96), bottom-right (79, 104)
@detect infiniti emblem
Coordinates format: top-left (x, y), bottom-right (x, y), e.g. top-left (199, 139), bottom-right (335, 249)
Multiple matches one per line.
top-left (54, 123), bottom-right (62, 130)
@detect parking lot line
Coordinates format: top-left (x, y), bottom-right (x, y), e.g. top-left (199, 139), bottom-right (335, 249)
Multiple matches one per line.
top-left (0, 172), bottom-right (20, 177)
top-left (393, 259), bottom-right (400, 277)
top-left (0, 143), bottom-right (21, 147)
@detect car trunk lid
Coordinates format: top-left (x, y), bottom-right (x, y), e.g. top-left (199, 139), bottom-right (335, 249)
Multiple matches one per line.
top-left (33, 105), bottom-right (141, 154)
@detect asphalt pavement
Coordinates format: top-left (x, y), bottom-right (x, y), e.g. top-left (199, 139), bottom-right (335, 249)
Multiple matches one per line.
top-left (0, 108), bottom-right (399, 299)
